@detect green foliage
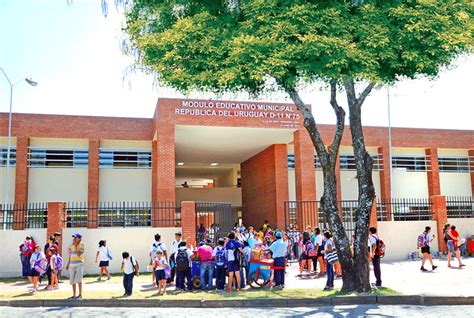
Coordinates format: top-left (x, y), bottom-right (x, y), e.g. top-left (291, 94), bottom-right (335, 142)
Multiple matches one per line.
top-left (125, 0), bottom-right (474, 92)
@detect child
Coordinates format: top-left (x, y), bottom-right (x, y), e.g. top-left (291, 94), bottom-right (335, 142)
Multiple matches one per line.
top-left (121, 252), bottom-right (139, 297)
top-left (213, 238), bottom-right (227, 291)
top-left (49, 247), bottom-right (59, 290)
top-left (153, 250), bottom-right (168, 295)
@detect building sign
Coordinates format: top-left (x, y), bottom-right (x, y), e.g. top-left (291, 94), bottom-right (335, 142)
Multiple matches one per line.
top-left (175, 100), bottom-right (301, 127)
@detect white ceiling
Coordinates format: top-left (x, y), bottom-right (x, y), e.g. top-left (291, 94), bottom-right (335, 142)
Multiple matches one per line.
top-left (175, 125), bottom-right (296, 164)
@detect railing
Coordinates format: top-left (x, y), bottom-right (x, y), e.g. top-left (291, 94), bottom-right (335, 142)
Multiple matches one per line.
top-left (65, 202), bottom-right (181, 228)
top-left (0, 203), bottom-right (48, 229)
top-left (376, 198), bottom-right (432, 221)
top-left (446, 196), bottom-right (474, 218)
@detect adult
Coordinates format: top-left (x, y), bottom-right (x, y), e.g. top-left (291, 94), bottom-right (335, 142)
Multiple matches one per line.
top-left (420, 226), bottom-right (437, 272)
top-left (197, 239), bottom-right (214, 291)
top-left (270, 231), bottom-right (287, 288)
top-left (28, 245), bottom-right (45, 294)
top-left (150, 233), bottom-right (167, 285)
top-left (323, 231), bottom-right (335, 291)
top-left (95, 240), bottom-right (112, 281)
top-left (225, 232), bottom-right (244, 292)
top-left (448, 225), bottom-right (465, 268)
top-left (44, 235), bottom-right (59, 289)
top-left (169, 232), bottom-right (182, 283)
top-left (368, 227), bottom-right (382, 287)
top-left (19, 236), bottom-right (36, 279)
top-left (66, 233), bottom-right (85, 300)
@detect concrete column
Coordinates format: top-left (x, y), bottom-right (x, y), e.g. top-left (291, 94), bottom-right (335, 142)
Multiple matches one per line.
top-left (426, 148), bottom-right (441, 197)
top-left (431, 195), bottom-right (447, 252)
top-left (87, 140), bottom-right (100, 229)
top-left (181, 201), bottom-right (196, 248)
top-left (47, 202), bottom-right (66, 251)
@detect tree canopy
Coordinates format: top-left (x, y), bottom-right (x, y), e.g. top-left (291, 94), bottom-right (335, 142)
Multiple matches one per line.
top-left (126, 0), bottom-right (473, 92)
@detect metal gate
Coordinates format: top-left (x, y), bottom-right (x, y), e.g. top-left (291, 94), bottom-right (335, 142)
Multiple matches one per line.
top-left (195, 202), bottom-right (236, 246)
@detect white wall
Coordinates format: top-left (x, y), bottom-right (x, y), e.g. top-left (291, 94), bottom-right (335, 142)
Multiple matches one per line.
top-left (99, 169), bottom-right (152, 202)
top-left (316, 171), bottom-right (324, 200)
top-left (440, 173), bottom-right (472, 197)
top-left (176, 187), bottom-right (242, 206)
top-left (378, 220), bottom-right (438, 261)
top-left (288, 169), bottom-right (296, 201)
top-left (340, 171), bottom-right (382, 200)
top-left (0, 168), bottom-right (15, 204)
top-left (392, 171), bottom-right (429, 198)
top-left (29, 138), bottom-right (88, 148)
top-left (447, 218), bottom-right (474, 239)
top-left (61, 227), bottom-right (180, 275)
top-left (28, 169), bottom-right (88, 203)
top-left (0, 229), bottom-right (47, 278)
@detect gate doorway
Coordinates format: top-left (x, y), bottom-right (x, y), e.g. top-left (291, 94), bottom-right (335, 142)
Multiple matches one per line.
top-left (195, 202), bottom-right (237, 246)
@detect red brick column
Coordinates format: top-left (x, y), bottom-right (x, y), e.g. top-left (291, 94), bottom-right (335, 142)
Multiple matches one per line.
top-left (87, 140), bottom-right (100, 229)
top-left (14, 137), bottom-right (29, 205)
top-left (47, 202), bottom-right (66, 251)
top-left (431, 195), bottom-right (447, 252)
top-left (426, 148), bottom-right (441, 197)
top-left (378, 146), bottom-right (392, 220)
top-left (152, 124), bottom-right (176, 204)
top-left (293, 129), bottom-right (317, 201)
top-left (469, 150), bottom-right (474, 196)
top-left (180, 201), bottom-right (196, 248)
top-left (370, 198), bottom-right (378, 229)
top-left (241, 144), bottom-right (289, 229)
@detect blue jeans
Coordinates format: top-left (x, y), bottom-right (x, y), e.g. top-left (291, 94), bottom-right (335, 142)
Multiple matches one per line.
top-left (177, 268), bottom-right (192, 290)
top-left (326, 263), bottom-right (334, 287)
top-left (215, 267), bottom-right (226, 290)
top-left (200, 262), bottom-right (214, 290)
top-left (273, 257), bottom-right (285, 287)
top-left (123, 273), bottom-right (134, 295)
top-left (20, 254), bottom-right (29, 278)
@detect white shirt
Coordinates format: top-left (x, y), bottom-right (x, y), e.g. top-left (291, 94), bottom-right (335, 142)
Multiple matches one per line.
top-left (324, 238), bottom-right (334, 259)
top-left (97, 246), bottom-right (110, 262)
top-left (368, 234), bottom-right (378, 254)
top-left (123, 256), bottom-right (138, 275)
top-left (315, 234), bottom-right (324, 247)
top-left (150, 241), bottom-right (167, 257)
top-left (170, 240), bottom-right (181, 255)
top-left (425, 233), bottom-right (433, 247)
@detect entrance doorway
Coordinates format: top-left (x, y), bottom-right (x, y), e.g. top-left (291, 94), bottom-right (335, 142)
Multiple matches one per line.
top-left (195, 202), bottom-right (236, 246)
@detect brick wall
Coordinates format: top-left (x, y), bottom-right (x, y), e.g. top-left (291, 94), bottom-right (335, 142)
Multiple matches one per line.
top-left (14, 137), bottom-right (29, 205)
top-left (152, 124), bottom-right (176, 205)
top-left (241, 144), bottom-right (289, 229)
top-left (87, 140), bottom-right (100, 228)
top-left (180, 201), bottom-right (196, 247)
top-left (293, 129), bottom-right (317, 201)
top-left (426, 148), bottom-right (441, 196)
top-left (469, 150), bottom-right (474, 196)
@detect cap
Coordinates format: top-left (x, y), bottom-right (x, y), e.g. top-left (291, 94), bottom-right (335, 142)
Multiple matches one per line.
top-left (72, 233), bottom-right (82, 238)
top-left (275, 231), bottom-right (282, 239)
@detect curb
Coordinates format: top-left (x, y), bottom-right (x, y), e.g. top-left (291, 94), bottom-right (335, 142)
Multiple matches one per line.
top-left (1, 296), bottom-right (473, 308)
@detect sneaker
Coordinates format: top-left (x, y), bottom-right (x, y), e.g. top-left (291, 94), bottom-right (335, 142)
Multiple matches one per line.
top-left (76, 296), bottom-right (83, 301)
top-left (67, 296), bottom-right (77, 300)
top-left (420, 267), bottom-right (428, 272)
top-left (460, 264), bottom-right (466, 268)
top-left (97, 277), bottom-right (101, 281)
top-left (432, 265), bottom-right (438, 271)
top-left (323, 286), bottom-right (333, 291)
top-left (107, 277), bottom-right (111, 281)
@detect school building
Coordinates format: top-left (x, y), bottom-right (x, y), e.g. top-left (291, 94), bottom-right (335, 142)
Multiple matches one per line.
top-left (1, 97), bottom-right (473, 276)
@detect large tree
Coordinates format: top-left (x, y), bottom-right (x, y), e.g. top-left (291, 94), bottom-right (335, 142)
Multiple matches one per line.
top-left (124, 0), bottom-right (473, 292)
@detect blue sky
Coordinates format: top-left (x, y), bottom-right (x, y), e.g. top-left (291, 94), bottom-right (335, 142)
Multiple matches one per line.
top-left (0, 0), bottom-right (473, 130)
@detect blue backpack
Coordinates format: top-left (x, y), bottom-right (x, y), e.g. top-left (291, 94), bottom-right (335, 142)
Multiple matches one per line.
top-left (215, 247), bottom-right (226, 268)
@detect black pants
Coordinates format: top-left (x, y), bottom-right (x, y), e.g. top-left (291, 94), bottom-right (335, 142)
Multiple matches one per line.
top-left (123, 273), bottom-right (134, 295)
top-left (372, 257), bottom-right (382, 286)
top-left (46, 267), bottom-right (52, 285)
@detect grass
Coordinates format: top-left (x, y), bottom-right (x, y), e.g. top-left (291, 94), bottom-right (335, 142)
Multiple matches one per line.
top-left (0, 273), bottom-right (398, 301)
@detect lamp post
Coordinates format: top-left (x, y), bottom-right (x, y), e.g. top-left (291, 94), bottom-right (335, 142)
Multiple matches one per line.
top-left (1, 68), bottom-right (37, 230)
top-left (386, 87), bottom-right (394, 221)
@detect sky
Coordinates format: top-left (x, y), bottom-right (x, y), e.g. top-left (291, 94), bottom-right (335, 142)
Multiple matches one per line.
top-left (0, 0), bottom-right (473, 130)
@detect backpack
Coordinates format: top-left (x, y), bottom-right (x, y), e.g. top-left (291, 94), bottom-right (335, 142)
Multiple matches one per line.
top-left (55, 255), bottom-right (64, 271)
top-left (34, 258), bottom-right (47, 276)
top-left (374, 238), bottom-right (386, 258)
top-left (215, 247), bottom-right (226, 268)
top-left (417, 233), bottom-right (427, 248)
top-left (151, 242), bottom-right (162, 258)
top-left (305, 241), bottom-right (316, 257)
top-left (176, 249), bottom-right (189, 272)
top-left (130, 256), bottom-right (139, 275)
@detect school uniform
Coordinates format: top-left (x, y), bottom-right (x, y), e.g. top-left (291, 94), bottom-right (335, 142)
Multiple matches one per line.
top-left (270, 239), bottom-right (287, 287)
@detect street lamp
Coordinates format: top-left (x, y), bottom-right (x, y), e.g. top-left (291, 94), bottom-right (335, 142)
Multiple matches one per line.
top-left (1, 68), bottom-right (37, 230)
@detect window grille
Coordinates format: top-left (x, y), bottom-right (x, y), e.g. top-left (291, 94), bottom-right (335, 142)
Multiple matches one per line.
top-left (28, 147), bottom-right (88, 168)
top-left (0, 147), bottom-right (16, 167)
top-left (99, 148), bottom-right (152, 169)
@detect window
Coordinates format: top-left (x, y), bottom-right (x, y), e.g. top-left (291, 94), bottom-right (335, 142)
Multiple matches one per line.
top-left (287, 154), bottom-right (321, 169)
top-left (339, 154), bottom-right (383, 171)
top-left (99, 149), bottom-right (151, 168)
top-left (0, 147), bottom-right (16, 167)
top-left (439, 156), bottom-right (470, 173)
top-left (392, 156), bottom-right (427, 171)
top-left (28, 148), bottom-right (88, 168)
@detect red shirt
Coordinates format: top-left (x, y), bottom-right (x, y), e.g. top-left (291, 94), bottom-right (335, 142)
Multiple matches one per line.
top-left (197, 245), bottom-right (213, 264)
top-left (451, 230), bottom-right (460, 247)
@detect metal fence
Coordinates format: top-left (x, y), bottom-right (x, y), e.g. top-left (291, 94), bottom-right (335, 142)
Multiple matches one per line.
top-left (376, 198), bottom-right (432, 221)
top-left (195, 202), bottom-right (236, 246)
top-left (0, 203), bottom-right (48, 229)
top-left (446, 196), bottom-right (474, 218)
top-left (65, 202), bottom-right (181, 228)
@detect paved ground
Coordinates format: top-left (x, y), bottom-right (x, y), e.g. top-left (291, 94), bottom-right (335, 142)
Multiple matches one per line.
top-left (1, 305), bottom-right (473, 317)
top-left (1, 258), bottom-right (473, 296)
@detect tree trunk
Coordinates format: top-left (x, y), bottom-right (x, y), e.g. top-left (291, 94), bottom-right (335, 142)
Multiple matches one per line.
top-left (344, 79), bottom-right (376, 292)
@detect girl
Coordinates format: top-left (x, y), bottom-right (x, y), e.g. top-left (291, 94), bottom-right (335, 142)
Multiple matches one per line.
top-left (153, 250), bottom-right (168, 295)
top-left (323, 231), bottom-right (335, 291)
top-left (95, 240), bottom-right (111, 281)
top-left (420, 226), bottom-right (437, 271)
top-left (49, 247), bottom-right (59, 289)
top-left (448, 225), bottom-right (465, 268)
top-left (28, 246), bottom-right (45, 293)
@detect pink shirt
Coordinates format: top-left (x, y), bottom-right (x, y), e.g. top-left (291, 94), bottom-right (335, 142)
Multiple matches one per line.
top-left (197, 245), bottom-right (213, 263)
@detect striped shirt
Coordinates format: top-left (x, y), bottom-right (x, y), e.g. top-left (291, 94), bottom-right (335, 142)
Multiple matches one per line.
top-left (69, 243), bottom-right (85, 268)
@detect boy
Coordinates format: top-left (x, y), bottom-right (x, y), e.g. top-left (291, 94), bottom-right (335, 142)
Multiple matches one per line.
top-left (213, 238), bottom-right (227, 291)
top-left (121, 251), bottom-right (139, 297)
top-left (175, 241), bottom-right (193, 291)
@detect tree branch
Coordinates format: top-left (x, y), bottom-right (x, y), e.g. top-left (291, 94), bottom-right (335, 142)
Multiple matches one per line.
top-left (328, 81), bottom-right (346, 163)
top-left (357, 82), bottom-right (376, 107)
